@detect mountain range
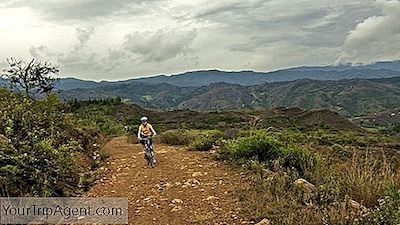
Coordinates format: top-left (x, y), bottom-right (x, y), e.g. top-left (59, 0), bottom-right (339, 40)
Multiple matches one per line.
top-left (59, 76), bottom-right (400, 117)
top-left (2, 60), bottom-right (400, 117)
top-left (53, 60), bottom-right (400, 89)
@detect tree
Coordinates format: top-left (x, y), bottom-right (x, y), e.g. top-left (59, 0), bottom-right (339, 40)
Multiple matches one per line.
top-left (1, 58), bottom-right (59, 97)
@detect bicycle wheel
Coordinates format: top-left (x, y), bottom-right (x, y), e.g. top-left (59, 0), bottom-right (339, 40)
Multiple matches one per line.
top-left (144, 141), bottom-right (154, 168)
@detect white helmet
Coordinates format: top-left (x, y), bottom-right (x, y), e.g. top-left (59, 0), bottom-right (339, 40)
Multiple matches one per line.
top-left (140, 116), bottom-right (148, 122)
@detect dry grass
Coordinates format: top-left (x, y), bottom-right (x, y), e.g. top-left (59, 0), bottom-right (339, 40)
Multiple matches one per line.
top-left (236, 139), bottom-right (400, 224)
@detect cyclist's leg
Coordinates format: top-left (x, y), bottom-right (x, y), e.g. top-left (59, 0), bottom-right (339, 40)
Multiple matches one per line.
top-left (150, 138), bottom-right (156, 164)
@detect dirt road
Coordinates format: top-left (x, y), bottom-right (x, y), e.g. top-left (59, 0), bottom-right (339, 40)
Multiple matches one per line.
top-left (86, 136), bottom-right (251, 224)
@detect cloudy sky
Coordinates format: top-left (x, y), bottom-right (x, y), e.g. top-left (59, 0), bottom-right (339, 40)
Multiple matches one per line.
top-left (0, 0), bottom-right (399, 81)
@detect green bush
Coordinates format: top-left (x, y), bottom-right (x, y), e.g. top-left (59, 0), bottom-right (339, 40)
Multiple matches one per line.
top-left (273, 131), bottom-right (308, 147)
top-left (191, 136), bottom-right (214, 151)
top-left (220, 132), bottom-right (284, 163)
top-left (0, 89), bottom-right (101, 197)
top-left (159, 129), bottom-right (193, 145)
top-left (282, 147), bottom-right (319, 180)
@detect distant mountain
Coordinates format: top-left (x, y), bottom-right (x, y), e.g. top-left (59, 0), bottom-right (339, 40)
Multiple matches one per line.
top-left (287, 60), bottom-right (400, 72)
top-left (55, 78), bottom-right (104, 90)
top-left (0, 77), bottom-right (6, 87)
top-left (60, 77), bottom-right (400, 117)
top-left (127, 68), bottom-right (400, 87)
top-left (56, 60), bottom-right (400, 89)
top-left (178, 83), bottom-right (256, 110)
top-left (250, 77), bottom-right (400, 116)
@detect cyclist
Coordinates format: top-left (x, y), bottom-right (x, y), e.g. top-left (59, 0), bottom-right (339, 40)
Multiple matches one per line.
top-left (124, 125), bottom-right (129, 134)
top-left (137, 116), bottom-right (157, 162)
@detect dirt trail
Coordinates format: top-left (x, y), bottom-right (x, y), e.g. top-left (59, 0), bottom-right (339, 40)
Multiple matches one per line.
top-left (86, 136), bottom-right (251, 225)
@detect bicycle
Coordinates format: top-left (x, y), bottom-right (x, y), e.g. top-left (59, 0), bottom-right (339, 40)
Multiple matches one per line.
top-left (141, 136), bottom-right (155, 168)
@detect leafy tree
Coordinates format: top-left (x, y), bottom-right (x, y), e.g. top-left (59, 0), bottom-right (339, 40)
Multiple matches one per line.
top-left (1, 58), bottom-right (59, 97)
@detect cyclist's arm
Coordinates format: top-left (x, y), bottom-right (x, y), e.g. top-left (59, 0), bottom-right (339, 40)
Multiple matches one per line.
top-left (137, 126), bottom-right (142, 139)
top-left (151, 127), bottom-right (157, 136)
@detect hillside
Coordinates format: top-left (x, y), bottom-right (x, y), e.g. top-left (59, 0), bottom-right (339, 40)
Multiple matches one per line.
top-left (352, 107), bottom-right (400, 127)
top-left (78, 101), bottom-right (363, 132)
top-left (250, 77), bottom-right (400, 116)
top-left (61, 77), bottom-right (400, 117)
top-left (177, 83), bottom-right (256, 110)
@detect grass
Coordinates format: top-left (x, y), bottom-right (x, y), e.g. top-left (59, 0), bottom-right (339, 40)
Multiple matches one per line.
top-left (217, 129), bottom-right (400, 224)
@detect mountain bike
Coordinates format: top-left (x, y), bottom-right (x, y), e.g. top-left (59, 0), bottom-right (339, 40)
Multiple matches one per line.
top-left (142, 137), bottom-right (155, 168)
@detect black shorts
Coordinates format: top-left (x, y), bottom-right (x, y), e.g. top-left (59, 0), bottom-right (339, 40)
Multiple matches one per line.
top-left (140, 137), bottom-right (152, 145)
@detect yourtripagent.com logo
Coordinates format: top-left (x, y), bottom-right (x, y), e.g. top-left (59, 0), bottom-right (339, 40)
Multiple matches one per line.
top-left (0, 197), bottom-right (128, 224)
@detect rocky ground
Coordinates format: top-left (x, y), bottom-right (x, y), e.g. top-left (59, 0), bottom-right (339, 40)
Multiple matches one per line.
top-left (86, 136), bottom-right (254, 224)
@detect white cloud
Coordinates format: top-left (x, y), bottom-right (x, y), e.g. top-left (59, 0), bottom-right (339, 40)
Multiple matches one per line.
top-left (337, 0), bottom-right (400, 64)
top-left (29, 27), bottom-right (102, 77)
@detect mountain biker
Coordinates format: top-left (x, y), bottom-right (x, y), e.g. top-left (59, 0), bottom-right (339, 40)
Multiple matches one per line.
top-left (137, 116), bottom-right (157, 161)
top-left (124, 125), bottom-right (129, 134)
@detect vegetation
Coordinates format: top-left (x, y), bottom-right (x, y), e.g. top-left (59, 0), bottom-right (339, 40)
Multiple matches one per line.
top-left (0, 88), bottom-right (115, 197)
top-left (1, 68), bottom-right (400, 223)
top-left (158, 129), bottom-right (194, 146)
top-left (220, 129), bottom-right (400, 224)
top-left (2, 58), bottom-right (59, 98)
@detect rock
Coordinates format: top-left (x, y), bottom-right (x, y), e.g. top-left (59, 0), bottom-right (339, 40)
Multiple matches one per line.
top-left (164, 182), bottom-right (173, 189)
top-left (171, 199), bottom-right (183, 204)
top-left (0, 135), bottom-right (9, 145)
top-left (205, 196), bottom-right (219, 201)
top-left (192, 172), bottom-right (203, 177)
top-left (183, 178), bottom-right (201, 187)
top-left (294, 178), bottom-right (316, 193)
top-left (256, 218), bottom-right (271, 225)
top-left (171, 206), bottom-right (183, 212)
top-left (349, 199), bottom-right (367, 211)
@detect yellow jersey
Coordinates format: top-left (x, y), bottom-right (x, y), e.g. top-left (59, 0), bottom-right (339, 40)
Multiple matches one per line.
top-left (139, 123), bottom-right (154, 137)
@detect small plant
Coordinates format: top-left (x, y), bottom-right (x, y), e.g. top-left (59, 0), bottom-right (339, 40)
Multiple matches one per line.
top-left (331, 143), bottom-right (351, 160)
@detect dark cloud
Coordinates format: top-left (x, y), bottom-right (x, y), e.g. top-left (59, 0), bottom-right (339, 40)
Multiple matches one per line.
top-left (193, 0), bottom-right (378, 52)
top-left (1, 0), bottom-right (399, 80)
top-left (2, 0), bottom-right (161, 21)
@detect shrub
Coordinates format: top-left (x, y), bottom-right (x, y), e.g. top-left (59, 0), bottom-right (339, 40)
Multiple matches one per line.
top-left (0, 139), bottom-right (81, 196)
top-left (282, 147), bottom-right (319, 180)
top-left (331, 143), bottom-right (351, 160)
top-left (273, 131), bottom-right (308, 147)
top-left (360, 187), bottom-right (400, 224)
top-left (191, 136), bottom-right (214, 151)
top-left (0, 89), bottom-right (101, 197)
top-left (203, 130), bottom-right (224, 139)
top-left (223, 128), bottom-right (240, 139)
top-left (159, 129), bottom-right (193, 145)
top-left (220, 132), bottom-right (284, 164)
